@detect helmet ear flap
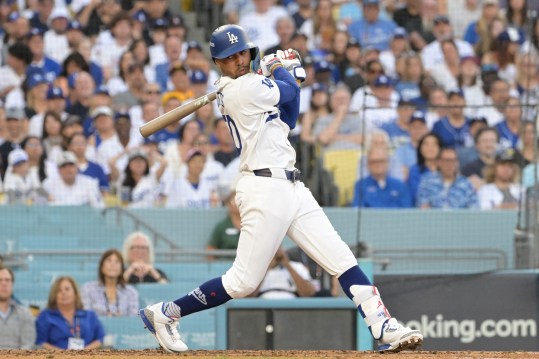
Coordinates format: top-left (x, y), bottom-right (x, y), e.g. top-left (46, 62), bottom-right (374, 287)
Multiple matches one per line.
top-left (250, 47), bottom-right (260, 73)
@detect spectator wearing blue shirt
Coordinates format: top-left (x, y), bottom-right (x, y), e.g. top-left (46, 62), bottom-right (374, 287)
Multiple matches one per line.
top-left (463, 0), bottom-right (500, 46)
top-left (353, 147), bottom-right (412, 208)
top-left (347, 0), bottom-right (397, 51)
top-left (417, 147), bottom-right (478, 208)
top-left (381, 99), bottom-right (415, 150)
top-left (407, 132), bottom-right (441, 204)
top-left (431, 90), bottom-right (473, 149)
top-left (394, 52), bottom-right (423, 102)
top-left (35, 276), bottom-right (104, 350)
top-left (495, 96), bottom-right (522, 151)
top-left (393, 110), bottom-right (428, 180)
top-left (26, 29), bottom-right (61, 84)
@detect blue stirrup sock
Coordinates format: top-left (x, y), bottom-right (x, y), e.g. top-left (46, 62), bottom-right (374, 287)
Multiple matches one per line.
top-left (338, 265), bottom-right (391, 339)
top-left (164, 277), bottom-right (232, 318)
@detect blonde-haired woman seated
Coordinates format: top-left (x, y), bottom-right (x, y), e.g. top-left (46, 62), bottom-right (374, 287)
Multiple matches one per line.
top-left (122, 232), bottom-right (168, 284)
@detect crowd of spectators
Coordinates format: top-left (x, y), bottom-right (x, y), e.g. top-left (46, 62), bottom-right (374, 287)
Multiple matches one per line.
top-left (0, 0), bottom-right (537, 210)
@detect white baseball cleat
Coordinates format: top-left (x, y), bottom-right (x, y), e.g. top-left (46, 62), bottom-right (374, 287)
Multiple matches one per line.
top-left (377, 318), bottom-right (423, 352)
top-left (139, 302), bottom-right (188, 353)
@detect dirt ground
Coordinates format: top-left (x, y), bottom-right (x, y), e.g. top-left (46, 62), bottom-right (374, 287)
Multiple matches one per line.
top-left (0, 350), bottom-right (538, 359)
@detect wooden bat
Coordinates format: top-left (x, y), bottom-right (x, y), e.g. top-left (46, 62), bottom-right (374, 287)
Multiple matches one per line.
top-left (139, 90), bottom-right (218, 138)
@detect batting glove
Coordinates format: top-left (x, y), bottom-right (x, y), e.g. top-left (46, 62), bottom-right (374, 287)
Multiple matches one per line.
top-left (276, 49), bottom-right (302, 71)
top-left (260, 54), bottom-right (283, 77)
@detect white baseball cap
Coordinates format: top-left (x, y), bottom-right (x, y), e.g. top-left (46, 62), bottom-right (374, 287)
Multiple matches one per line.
top-left (90, 106), bottom-right (114, 119)
top-left (57, 151), bottom-right (77, 167)
top-left (8, 148), bottom-right (28, 167)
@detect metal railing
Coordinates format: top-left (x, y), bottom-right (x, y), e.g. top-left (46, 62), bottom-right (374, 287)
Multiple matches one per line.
top-left (102, 206), bottom-right (180, 250)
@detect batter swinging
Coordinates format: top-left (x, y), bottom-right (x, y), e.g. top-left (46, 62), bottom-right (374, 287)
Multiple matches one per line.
top-left (140, 24), bottom-right (423, 353)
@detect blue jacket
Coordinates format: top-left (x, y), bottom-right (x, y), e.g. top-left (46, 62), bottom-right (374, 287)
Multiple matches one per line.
top-left (353, 175), bottom-right (413, 208)
top-left (35, 309), bottom-right (105, 349)
top-left (416, 172), bottom-right (478, 208)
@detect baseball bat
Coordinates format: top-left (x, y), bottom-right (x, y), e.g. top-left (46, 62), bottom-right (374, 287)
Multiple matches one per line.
top-left (139, 90), bottom-right (218, 138)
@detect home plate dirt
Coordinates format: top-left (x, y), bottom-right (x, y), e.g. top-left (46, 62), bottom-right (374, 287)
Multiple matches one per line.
top-left (0, 350), bottom-right (538, 358)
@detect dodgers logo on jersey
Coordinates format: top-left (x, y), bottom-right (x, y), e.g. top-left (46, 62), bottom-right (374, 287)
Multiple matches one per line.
top-left (227, 32), bottom-right (238, 44)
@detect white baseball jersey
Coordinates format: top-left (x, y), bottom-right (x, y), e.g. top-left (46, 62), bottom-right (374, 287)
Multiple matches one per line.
top-left (216, 73), bottom-right (296, 172)
top-left (164, 177), bottom-right (212, 209)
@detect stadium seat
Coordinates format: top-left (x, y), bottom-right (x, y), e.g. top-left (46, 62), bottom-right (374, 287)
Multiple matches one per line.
top-left (322, 149), bottom-right (362, 206)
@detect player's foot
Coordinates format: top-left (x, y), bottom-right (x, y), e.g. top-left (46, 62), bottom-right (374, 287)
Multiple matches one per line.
top-left (139, 302), bottom-right (188, 353)
top-left (377, 318), bottom-right (423, 352)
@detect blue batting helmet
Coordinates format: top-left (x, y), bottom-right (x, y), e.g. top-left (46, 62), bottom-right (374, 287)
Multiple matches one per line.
top-left (209, 25), bottom-right (260, 68)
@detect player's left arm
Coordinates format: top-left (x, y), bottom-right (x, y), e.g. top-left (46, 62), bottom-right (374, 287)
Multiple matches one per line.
top-left (273, 67), bottom-right (300, 129)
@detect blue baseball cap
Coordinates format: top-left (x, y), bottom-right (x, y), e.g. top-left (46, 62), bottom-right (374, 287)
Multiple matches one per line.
top-left (47, 86), bottom-right (65, 100)
top-left (312, 82), bottom-right (328, 92)
top-left (409, 110), bottom-right (426, 124)
top-left (26, 71), bottom-right (47, 90)
top-left (26, 27), bottom-right (44, 38)
top-left (189, 69), bottom-right (208, 84)
top-left (393, 27), bottom-right (408, 39)
top-left (314, 60), bottom-right (333, 72)
top-left (114, 111), bottom-right (131, 121)
top-left (132, 10), bottom-right (146, 23)
top-left (498, 28), bottom-right (521, 43)
top-left (363, 0), bottom-right (379, 5)
top-left (151, 18), bottom-right (169, 29)
top-left (94, 84), bottom-right (110, 96)
top-left (8, 148), bottom-right (29, 167)
top-left (433, 15), bottom-right (450, 25)
top-left (448, 88), bottom-right (465, 98)
top-left (67, 20), bottom-right (83, 31)
top-left (187, 40), bottom-right (202, 52)
top-left (373, 74), bottom-right (393, 87)
top-left (7, 11), bottom-right (20, 22)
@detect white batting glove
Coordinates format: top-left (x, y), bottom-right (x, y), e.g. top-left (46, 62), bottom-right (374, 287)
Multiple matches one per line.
top-left (259, 53), bottom-right (283, 77)
top-left (276, 49), bottom-right (302, 71)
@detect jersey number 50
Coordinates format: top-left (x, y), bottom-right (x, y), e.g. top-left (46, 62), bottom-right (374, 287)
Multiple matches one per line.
top-left (222, 115), bottom-right (242, 153)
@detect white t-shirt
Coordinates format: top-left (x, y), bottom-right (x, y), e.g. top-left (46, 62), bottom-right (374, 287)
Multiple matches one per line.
top-left (421, 40), bottom-right (474, 72)
top-left (350, 86), bottom-right (399, 132)
top-left (43, 174), bottom-right (104, 208)
top-left (126, 174), bottom-right (159, 209)
top-left (257, 261), bottom-right (313, 299)
top-left (477, 183), bottom-right (521, 210)
top-left (217, 72), bottom-right (296, 172)
top-left (43, 30), bottom-right (70, 65)
top-left (238, 6), bottom-right (289, 55)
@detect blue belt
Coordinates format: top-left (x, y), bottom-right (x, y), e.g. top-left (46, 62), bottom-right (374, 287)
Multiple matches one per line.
top-left (253, 168), bottom-right (302, 182)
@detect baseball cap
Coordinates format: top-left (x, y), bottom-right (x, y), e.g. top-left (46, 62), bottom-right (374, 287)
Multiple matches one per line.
top-left (114, 111), bottom-right (131, 121)
top-left (187, 40), bottom-right (202, 52)
top-left (151, 18), bottom-right (169, 29)
top-left (346, 38), bottom-right (360, 49)
top-left (481, 63), bottom-right (499, 73)
top-left (291, 31), bottom-right (309, 41)
top-left (161, 92), bottom-right (183, 106)
top-left (460, 55), bottom-right (480, 66)
top-left (132, 10), bottom-right (147, 23)
top-left (433, 15), bottom-right (450, 25)
top-left (398, 98), bottom-right (415, 107)
top-left (447, 88), bottom-right (465, 98)
top-left (498, 27), bottom-right (521, 43)
top-left (5, 107), bottom-right (25, 121)
top-left (91, 106), bottom-right (113, 119)
top-left (186, 148), bottom-right (204, 162)
top-left (48, 7), bottom-right (70, 24)
top-left (26, 27), bottom-right (44, 38)
top-left (363, 0), bottom-right (379, 5)
top-left (26, 71), bottom-right (47, 90)
top-left (314, 60), bottom-right (333, 72)
top-left (8, 148), bottom-right (28, 167)
top-left (393, 27), bottom-right (408, 39)
top-left (189, 69), bottom-right (208, 84)
top-left (7, 11), bottom-right (20, 22)
top-left (94, 84), bottom-right (110, 96)
top-left (169, 14), bottom-right (184, 28)
top-left (312, 82), bottom-right (328, 92)
top-left (409, 110), bottom-right (426, 124)
top-left (483, 0), bottom-right (498, 6)
top-left (47, 86), bottom-right (65, 100)
top-left (57, 151), bottom-right (77, 167)
top-left (495, 149), bottom-right (517, 163)
top-left (373, 74), bottom-right (393, 87)
top-left (67, 20), bottom-right (83, 31)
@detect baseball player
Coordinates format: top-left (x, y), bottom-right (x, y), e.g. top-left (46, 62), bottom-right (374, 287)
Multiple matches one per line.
top-left (140, 24), bottom-right (423, 353)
